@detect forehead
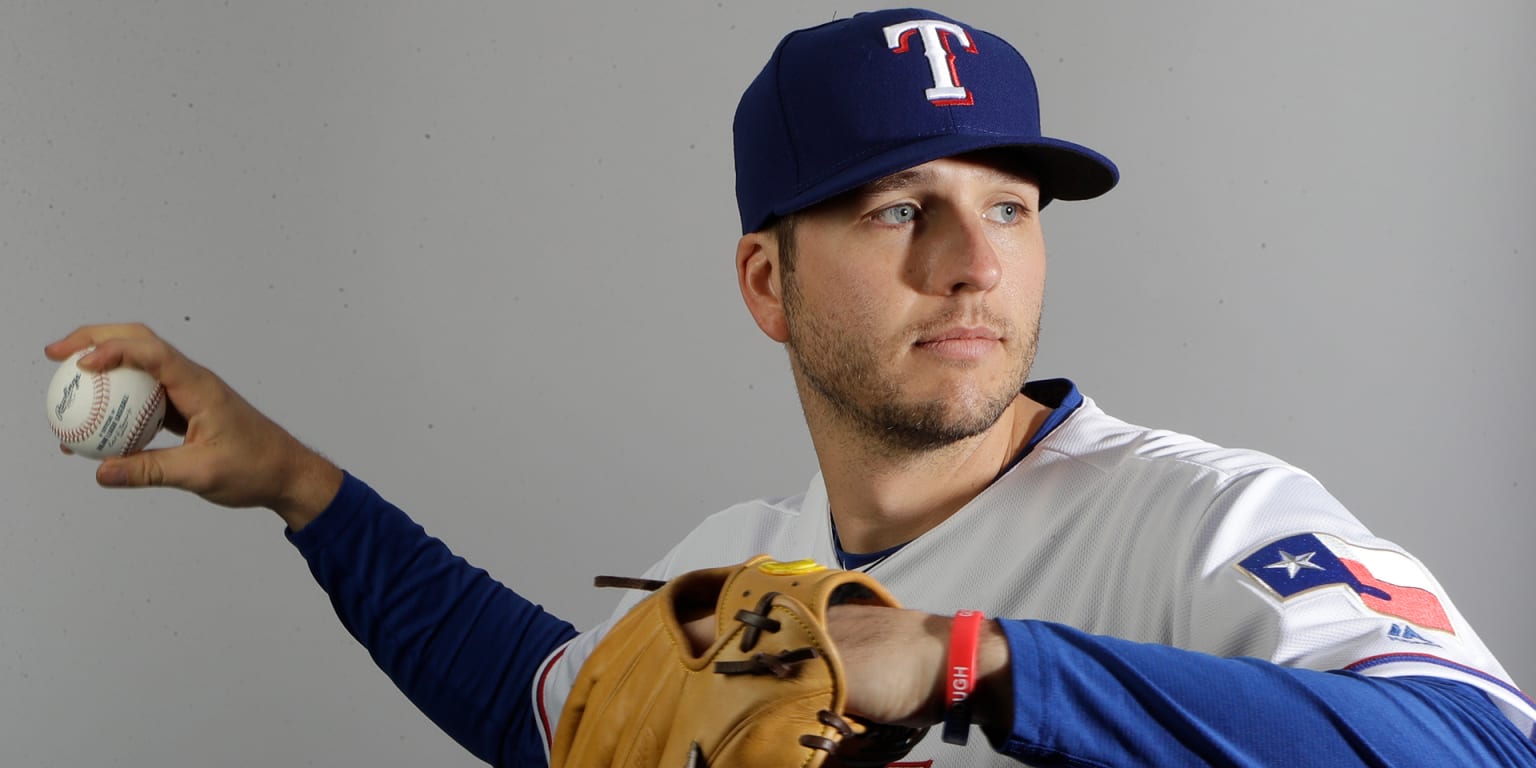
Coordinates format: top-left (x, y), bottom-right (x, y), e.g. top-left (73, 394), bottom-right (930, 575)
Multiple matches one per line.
top-left (858, 153), bottom-right (1042, 196)
top-left (806, 151), bottom-right (1041, 215)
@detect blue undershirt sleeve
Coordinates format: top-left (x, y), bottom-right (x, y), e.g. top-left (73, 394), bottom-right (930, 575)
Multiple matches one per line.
top-left (286, 472), bottom-right (577, 767)
top-left (989, 618), bottom-right (1536, 766)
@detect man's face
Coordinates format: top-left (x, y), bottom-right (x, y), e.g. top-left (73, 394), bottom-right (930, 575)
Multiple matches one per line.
top-left (780, 152), bottom-right (1046, 452)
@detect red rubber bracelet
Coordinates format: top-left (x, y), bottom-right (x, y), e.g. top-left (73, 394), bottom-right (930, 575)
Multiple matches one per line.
top-left (942, 609), bottom-right (984, 745)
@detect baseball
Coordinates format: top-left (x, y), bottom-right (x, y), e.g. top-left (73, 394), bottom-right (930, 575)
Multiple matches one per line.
top-left (45, 349), bottom-right (167, 460)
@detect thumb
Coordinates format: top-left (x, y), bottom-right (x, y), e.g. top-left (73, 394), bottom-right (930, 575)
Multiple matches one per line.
top-left (96, 448), bottom-right (181, 490)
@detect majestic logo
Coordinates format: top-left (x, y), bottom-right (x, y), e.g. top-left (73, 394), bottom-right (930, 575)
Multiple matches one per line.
top-left (1237, 532), bottom-right (1455, 635)
top-left (883, 19), bottom-right (979, 106)
top-left (1388, 623), bottom-right (1439, 647)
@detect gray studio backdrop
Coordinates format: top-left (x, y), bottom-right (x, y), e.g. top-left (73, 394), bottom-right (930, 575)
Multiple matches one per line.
top-left (3, 1), bottom-right (1532, 765)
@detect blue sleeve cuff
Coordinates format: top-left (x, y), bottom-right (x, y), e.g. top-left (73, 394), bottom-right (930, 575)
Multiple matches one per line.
top-left (283, 469), bottom-right (368, 554)
top-left (987, 618), bottom-right (1072, 762)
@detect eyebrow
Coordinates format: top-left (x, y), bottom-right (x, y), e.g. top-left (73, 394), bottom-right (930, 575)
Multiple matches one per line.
top-left (857, 168), bottom-right (934, 197)
top-left (853, 162), bottom-right (1038, 198)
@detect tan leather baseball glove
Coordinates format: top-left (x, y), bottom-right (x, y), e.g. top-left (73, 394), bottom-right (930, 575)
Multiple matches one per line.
top-left (550, 554), bottom-right (928, 767)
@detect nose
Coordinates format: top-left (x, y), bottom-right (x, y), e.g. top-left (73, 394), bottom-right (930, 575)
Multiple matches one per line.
top-left (918, 211), bottom-right (1002, 295)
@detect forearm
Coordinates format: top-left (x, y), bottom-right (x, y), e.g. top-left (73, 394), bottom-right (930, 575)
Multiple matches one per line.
top-left (288, 473), bottom-right (578, 766)
top-left (988, 619), bottom-right (1536, 766)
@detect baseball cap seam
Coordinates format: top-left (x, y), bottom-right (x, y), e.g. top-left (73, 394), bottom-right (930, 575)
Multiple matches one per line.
top-left (773, 30), bottom-right (807, 201)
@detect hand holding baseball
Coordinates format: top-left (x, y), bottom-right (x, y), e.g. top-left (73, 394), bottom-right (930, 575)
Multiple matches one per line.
top-left (47, 347), bottom-right (167, 460)
top-left (45, 323), bottom-right (343, 530)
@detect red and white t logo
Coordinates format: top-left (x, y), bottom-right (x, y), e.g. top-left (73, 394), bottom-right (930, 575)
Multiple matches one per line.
top-left (883, 19), bottom-right (979, 106)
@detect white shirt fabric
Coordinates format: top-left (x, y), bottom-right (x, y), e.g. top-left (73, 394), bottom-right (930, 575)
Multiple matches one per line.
top-left (534, 393), bottom-right (1534, 764)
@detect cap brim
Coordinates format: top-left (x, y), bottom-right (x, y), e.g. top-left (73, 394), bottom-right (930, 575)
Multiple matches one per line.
top-left (766, 133), bottom-right (1118, 225)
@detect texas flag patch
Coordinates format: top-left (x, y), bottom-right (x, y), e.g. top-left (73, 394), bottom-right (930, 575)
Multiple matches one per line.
top-left (1237, 533), bottom-right (1455, 635)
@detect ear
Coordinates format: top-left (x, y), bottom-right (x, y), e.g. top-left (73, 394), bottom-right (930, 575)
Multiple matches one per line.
top-left (736, 231), bottom-right (789, 343)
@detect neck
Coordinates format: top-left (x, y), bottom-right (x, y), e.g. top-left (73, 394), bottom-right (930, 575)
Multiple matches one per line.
top-left (807, 392), bottom-right (1050, 554)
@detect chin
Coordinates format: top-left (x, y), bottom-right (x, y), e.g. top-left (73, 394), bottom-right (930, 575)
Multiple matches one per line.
top-left (868, 389), bottom-right (1020, 450)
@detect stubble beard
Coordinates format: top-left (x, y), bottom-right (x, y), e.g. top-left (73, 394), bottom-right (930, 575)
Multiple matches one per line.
top-left (782, 273), bottom-right (1039, 455)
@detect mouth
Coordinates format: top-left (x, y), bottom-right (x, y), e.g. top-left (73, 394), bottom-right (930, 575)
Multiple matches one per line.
top-left (914, 326), bottom-right (1004, 361)
top-left (919, 326), bottom-right (1002, 344)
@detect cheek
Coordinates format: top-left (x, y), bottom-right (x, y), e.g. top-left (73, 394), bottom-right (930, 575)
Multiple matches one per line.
top-left (799, 259), bottom-right (898, 327)
top-left (1004, 239), bottom-right (1047, 298)
top-left (1017, 260), bottom-right (1047, 302)
top-left (808, 288), bottom-right (885, 347)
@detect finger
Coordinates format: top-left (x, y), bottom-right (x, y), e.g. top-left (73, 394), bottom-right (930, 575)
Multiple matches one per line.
top-left (97, 446), bottom-right (195, 493)
top-left (74, 337), bottom-right (214, 407)
top-left (97, 454), bottom-right (150, 489)
top-left (73, 336), bottom-right (166, 374)
top-left (44, 323), bottom-right (159, 362)
top-left (71, 336), bottom-right (221, 438)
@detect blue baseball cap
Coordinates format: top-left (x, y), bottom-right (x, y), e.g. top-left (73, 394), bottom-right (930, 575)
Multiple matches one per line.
top-left (733, 8), bottom-right (1118, 234)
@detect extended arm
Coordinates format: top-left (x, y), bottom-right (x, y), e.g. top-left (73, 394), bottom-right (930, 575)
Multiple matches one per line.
top-left (825, 606), bottom-right (1536, 766)
top-left (995, 619), bottom-right (1535, 766)
top-left (291, 472), bottom-right (577, 765)
top-left (46, 325), bottom-right (576, 766)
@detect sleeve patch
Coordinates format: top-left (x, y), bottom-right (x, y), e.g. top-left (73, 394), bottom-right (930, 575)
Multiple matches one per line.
top-left (1236, 533), bottom-right (1454, 635)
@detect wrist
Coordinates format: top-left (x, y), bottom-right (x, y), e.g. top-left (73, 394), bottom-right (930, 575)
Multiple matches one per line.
top-left (273, 448), bottom-right (344, 532)
top-left (970, 618), bottom-right (1013, 729)
top-left (939, 612), bottom-right (1013, 743)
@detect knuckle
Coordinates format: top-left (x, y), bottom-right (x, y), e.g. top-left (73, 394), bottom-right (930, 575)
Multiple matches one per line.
top-left (140, 459), bottom-right (166, 488)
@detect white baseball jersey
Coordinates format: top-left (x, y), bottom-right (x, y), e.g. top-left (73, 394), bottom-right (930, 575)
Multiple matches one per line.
top-left (533, 393), bottom-right (1534, 765)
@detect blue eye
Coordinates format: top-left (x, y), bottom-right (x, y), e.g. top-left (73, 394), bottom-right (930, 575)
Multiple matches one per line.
top-left (986, 202), bottom-right (1023, 223)
top-left (874, 203), bottom-right (918, 225)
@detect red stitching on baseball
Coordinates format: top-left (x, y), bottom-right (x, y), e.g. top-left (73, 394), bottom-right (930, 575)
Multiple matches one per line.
top-left (119, 384), bottom-right (166, 456)
top-left (53, 367), bottom-right (112, 445)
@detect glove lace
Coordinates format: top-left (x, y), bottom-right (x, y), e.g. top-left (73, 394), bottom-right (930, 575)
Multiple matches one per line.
top-left (714, 647), bottom-right (819, 677)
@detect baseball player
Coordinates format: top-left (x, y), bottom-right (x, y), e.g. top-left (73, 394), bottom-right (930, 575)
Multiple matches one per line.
top-left (47, 8), bottom-right (1536, 767)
